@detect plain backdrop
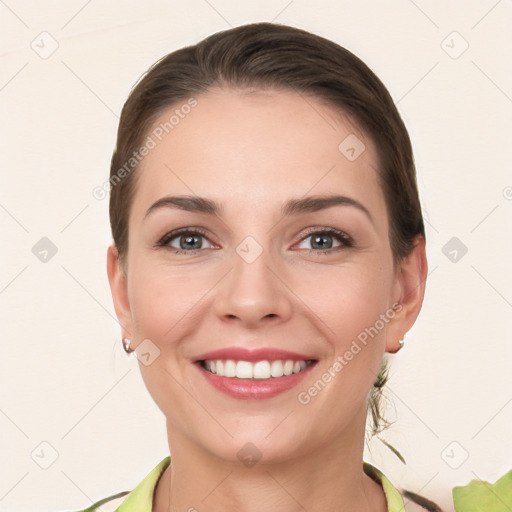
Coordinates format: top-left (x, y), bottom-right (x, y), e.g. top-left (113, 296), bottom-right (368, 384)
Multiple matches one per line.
top-left (1, 1), bottom-right (511, 511)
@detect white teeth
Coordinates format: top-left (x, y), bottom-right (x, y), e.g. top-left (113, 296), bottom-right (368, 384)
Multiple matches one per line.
top-left (202, 359), bottom-right (312, 379)
top-left (224, 360), bottom-right (236, 377)
top-left (236, 361), bottom-right (253, 379)
top-left (283, 360), bottom-right (294, 375)
top-left (253, 361), bottom-right (271, 379)
top-left (270, 360), bottom-right (284, 377)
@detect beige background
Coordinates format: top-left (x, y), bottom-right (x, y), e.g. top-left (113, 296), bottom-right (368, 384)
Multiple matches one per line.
top-left (1, 1), bottom-right (511, 511)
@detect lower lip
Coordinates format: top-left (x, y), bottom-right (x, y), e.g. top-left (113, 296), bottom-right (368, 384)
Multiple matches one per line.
top-left (195, 362), bottom-right (316, 399)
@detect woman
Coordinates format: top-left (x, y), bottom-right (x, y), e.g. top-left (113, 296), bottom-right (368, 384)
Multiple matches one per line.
top-left (83, 21), bottom-right (442, 511)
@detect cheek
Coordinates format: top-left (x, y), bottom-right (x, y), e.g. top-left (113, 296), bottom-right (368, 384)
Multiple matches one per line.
top-left (296, 261), bottom-right (392, 398)
top-left (126, 260), bottom-right (210, 417)
top-left (127, 259), bottom-right (209, 344)
top-left (301, 260), bottom-right (392, 344)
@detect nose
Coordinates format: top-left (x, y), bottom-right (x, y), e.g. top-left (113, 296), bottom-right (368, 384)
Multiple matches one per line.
top-left (213, 248), bottom-right (293, 329)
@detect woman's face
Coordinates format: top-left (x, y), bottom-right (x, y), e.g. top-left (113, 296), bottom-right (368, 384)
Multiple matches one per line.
top-left (108, 87), bottom-right (421, 463)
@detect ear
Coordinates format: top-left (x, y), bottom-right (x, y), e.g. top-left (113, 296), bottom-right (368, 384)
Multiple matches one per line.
top-left (106, 244), bottom-right (133, 339)
top-left (386, 235), bottom-right (428, 353)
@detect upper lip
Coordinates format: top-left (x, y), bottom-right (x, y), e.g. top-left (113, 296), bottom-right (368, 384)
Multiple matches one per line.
top-left (194, 347), bottom-right (316, 362)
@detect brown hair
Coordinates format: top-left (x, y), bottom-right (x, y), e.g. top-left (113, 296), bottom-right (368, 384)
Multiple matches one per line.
top-left (109, 24), bottom-right (433, 507)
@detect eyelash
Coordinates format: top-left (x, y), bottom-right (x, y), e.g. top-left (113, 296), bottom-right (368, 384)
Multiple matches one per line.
top-left (298, 227), bottom-right (354, 253)
top-left (156, 227), bottom-right (213, 255)
top-left (155, 227), bottom-right (354, 255)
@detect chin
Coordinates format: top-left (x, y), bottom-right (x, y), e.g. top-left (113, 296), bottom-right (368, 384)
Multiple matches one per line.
top-left (195, 420), bottom-right (314, 466)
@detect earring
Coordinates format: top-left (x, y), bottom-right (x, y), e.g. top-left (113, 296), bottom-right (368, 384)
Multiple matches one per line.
top-left (398, 332), bottom-right (408, 350)
top-left (122, 338), bottom-right (133, 354)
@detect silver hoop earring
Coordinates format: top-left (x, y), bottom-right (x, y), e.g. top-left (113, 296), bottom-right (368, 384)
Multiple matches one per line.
top-left (122, 338), bottom-right (133, 354)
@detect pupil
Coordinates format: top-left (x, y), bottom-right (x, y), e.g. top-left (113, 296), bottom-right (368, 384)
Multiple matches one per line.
top-left (312, 234), bottom-right (332, 249)
top-left (180, 234), bottom-right (202, 250)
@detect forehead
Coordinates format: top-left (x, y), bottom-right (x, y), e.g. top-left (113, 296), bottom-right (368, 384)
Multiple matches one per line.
top-left (131, 87), bottom-right (387, 227)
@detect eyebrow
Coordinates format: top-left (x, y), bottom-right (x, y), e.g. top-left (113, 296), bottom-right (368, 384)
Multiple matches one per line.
top-left (144, 194), bottom-right (373, 224)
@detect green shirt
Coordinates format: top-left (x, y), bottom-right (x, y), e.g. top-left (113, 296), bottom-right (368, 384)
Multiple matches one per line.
top-left (75, 456), bottom-right (407, 512)
top-left (73, 458), bottom-right (512, 511)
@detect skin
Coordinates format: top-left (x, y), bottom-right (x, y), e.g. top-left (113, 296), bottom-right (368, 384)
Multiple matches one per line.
top-left (107, 87), bottom-right (427, 512)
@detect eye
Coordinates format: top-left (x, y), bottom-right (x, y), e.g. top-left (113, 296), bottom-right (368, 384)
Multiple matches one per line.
top-left (296, 228), bottom-right (353, 252)
top-left (156, 228), bottom-right (216, 253)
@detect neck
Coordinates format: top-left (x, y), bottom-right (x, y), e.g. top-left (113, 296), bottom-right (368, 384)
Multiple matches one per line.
top-left (153, 410), bottom-right (388, 512)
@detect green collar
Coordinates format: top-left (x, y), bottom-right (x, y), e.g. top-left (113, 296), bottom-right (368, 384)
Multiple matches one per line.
top-left (113, 456), bottom-right (405, 512)
top-left (363, 462), bottom-right (406, 512)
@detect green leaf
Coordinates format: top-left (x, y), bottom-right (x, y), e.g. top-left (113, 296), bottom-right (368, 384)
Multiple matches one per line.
top-left (453, 470), bottom-right (512, 512)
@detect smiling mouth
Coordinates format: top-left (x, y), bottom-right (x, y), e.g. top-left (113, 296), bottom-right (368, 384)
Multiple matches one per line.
top-left (199, 359), bottom-right (316, 379)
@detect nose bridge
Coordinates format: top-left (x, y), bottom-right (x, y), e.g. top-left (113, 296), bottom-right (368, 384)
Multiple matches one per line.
top-left (214, 238), bottom-right (292, 327)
